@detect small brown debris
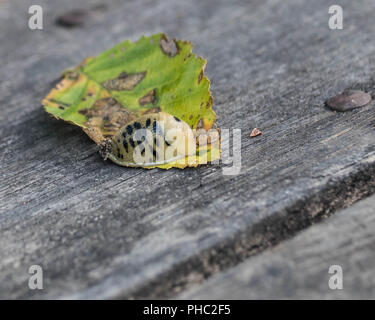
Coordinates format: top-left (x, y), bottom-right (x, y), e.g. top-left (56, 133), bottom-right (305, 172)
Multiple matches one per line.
top-left (326, 90), bottom-right (372, 112)
top-left (250, 128), bottom-right (262, 138)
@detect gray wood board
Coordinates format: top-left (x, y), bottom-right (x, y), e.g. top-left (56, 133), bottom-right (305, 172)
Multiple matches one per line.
top-left (178, 193), bottom-right (375, 299)
top-left (0, 0), bottom-right (375, 299)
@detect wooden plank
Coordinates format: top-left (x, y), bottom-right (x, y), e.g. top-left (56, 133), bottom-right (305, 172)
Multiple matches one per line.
top-left (0, 0), bottom-right (375, 299)
top-left (178, 194), bottom-right (375, 299)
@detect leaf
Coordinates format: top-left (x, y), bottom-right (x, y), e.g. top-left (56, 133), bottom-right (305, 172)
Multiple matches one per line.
top-left (42, 33), bottom-right (219, 169)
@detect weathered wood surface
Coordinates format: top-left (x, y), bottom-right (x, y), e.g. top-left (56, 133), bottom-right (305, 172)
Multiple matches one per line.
top-left (179, 194), bottom-right (375, 300)
top-left (0, 0), bottom-right (375, 299)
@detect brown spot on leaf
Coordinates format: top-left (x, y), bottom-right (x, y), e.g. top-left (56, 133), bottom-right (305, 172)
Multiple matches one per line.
top-left (67, 72), bottom-right (79, 80)
top-left (80, 97), bottom-right (136, 141)
top-left (139, 89), bottom-right (157, 106)
top-left (159, 35), bottom-right (179, 57)
top-left (206, 96), bottom-right (213, 109)
top-left (140, 106), bottom-right (161, 115)
top-left (101, 71), bottom-right (146, 91)
top-left (47, 99), bottom-right (72, 111)
top-left (198, 71), bottom-right (203, 84)
top-left (196, 119), bottom-right (204, 129)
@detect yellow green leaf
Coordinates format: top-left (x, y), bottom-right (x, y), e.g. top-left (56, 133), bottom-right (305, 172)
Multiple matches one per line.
top-left (42, 33), bottom-right (219, 169)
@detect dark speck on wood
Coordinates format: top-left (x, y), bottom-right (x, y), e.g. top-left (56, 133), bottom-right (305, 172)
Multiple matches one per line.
top-left (326, 90), bottom-right (372, 112)
top-left (56, 10), bottom-right (89, 28)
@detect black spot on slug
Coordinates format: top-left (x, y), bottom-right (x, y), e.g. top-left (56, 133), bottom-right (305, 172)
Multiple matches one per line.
top-left (123, 140), bottom-right (129, 153)
top-left (152, 121), bottom-right (163, 136)
top-left (134, 122), bottom-right (141, 129)
top-left (117, 148), bottom-right (124, 159)
top-left (173, 116), bottom-right (181, 122)
top-left (146, 118), bottom-right (151, 127)
top-left (135, 135), bottom-right (145, 145)
top-left (129, 137), bottom-right (135, 148)
top-left (126, 125), bottom-right (133, 135)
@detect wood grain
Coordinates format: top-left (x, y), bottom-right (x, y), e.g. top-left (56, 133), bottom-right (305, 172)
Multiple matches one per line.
top-left (179, 194), bottom-right (375, 299)
top-left (0, 0), bottom-right (375, 299)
